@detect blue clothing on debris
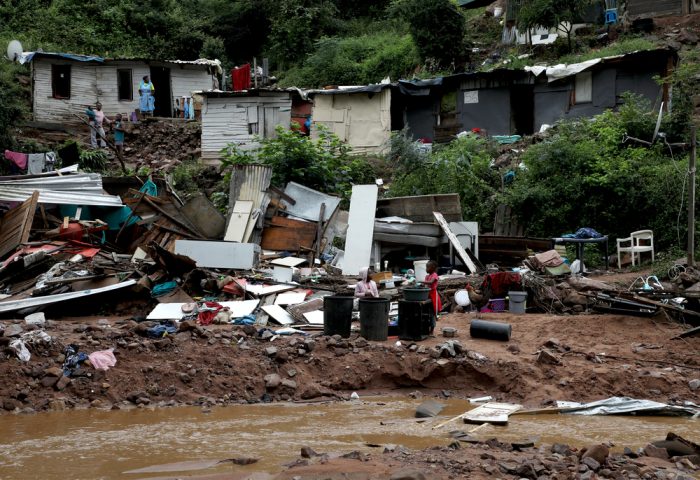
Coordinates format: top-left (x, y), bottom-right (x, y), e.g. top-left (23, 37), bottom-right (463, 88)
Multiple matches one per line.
top-left (562, 227), bottom-right (603, 239)
top-left (147, 321), bottom-right (178, 338)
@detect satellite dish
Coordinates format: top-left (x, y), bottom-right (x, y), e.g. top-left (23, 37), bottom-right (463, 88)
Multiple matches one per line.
top-left (652, 101), bottom-right (664, 143)
top-left (6, 40), bottom-right (23, 62)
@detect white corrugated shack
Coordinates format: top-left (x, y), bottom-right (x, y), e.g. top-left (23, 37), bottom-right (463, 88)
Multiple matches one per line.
top-left (21, 52), bottom-right (221, 122)
top-left (199, 90), bottom-right (293, 162)
top-left (309, 84), bottom-right (392, 155)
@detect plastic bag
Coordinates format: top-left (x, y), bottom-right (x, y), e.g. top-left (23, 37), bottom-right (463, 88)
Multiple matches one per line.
top-left (9, 339), bottom-right (31, 362)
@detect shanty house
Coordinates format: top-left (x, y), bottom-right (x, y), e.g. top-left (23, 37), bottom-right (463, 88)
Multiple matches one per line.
top-left (309, 84), bottom-right (392, 155)
top-left (398, 48), bottom-right (676, 139)
top-left (198, 90), bottom-right (310, 162)
top-left (624, 0), bottom-right (699, 18)
top-left (23, 52), bottom-right (220, 122)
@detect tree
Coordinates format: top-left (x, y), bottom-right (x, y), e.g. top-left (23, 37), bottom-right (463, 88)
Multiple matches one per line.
top-left (392, 0), bottom-right (467, 69)
top-left (516, 0), bottom-right (590, 52)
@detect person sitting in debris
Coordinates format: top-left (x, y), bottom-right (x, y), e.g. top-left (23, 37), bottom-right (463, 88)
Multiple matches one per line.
top-left (90, 102), bottom-right (111, 148)
top-left (354, 267), bottom-right (379, 309)
top-left (424, 260), bottom-right (442, 324)
top-left (113, 113), bottom-right (125, 156)
top-left (139, 75), bottom-right (155, 116)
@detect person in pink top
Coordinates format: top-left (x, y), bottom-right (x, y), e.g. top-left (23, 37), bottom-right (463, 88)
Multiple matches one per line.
top-left (424, 260), bottom-right (442, 320)
top-left (355, 267), bottom-right (379, 298)
top-left (91, 102), bottom-right (112, 148)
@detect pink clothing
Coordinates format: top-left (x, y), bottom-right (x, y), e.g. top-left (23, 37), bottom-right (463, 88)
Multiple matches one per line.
top-left (88, 349), bottom-right (117, 370)
top-left (355, 280), bottom-right (379, 298)
top-left (355, 266), bottom-right (379, 298)
top-left (94, 110), bottom-right (107, 126)
top-left (4, 150), bottom-right (28, 169)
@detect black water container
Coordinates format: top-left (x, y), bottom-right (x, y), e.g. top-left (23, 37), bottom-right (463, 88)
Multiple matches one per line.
top-left (470, 319), bottom-right (512, 341)
top-left (323, 296), bottom-right (354, 338)
top-left (359, 297), bottom-right (390, 341)
top-left (398, 299), bottom-right (433, 341)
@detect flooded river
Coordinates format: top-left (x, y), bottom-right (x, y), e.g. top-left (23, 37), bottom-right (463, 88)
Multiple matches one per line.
top-left (0, 397), bottom-right (697, 479)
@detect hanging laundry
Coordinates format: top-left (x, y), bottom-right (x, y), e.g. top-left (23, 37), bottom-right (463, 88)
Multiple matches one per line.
top-left (27, 153), bottom-right (45, 175)
top-left (188, 98), bottom-right (195, 120)
top-left (45, 152), bottom-right (57, 171)
top-left (231, 64), bottom-right (251, 91)
top-left (4, 149), bottom-right (28, 170)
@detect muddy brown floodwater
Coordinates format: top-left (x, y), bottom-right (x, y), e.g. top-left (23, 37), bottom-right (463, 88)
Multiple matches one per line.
top-left (0, 397), bottom-right (698, 480)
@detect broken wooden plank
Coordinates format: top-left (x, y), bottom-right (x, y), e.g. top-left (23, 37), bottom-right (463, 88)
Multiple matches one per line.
top-left (261, 216), bottom-right (317, 251)
top-left (0, 191), bottom-right (39, 259)
top-left (462, 402), bottom-right (522, 425)
top-left (433, 211), bottom-right (478, 274)
top-left (671, 325), bottom-right (700, 339)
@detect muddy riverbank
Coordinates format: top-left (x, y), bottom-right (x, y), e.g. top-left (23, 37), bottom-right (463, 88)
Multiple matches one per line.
top-left (1, 397), bottom-right (699, 480)
top-left (1, 310), bottom-right (699, 414)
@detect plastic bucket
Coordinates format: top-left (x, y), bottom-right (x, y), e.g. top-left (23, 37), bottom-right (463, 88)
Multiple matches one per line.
top-left (414, 260), bottom-right (428, 281)
top-left (323, 296), bottom-right (354, 338)
top-left (470, 319), bottom-right (512, 341)
top-left (359, 297), bottom-right (390, 341)
top-left (403, 287), bottom-right (430, 301)
top-left (508, 291), bottom-right (527, 314)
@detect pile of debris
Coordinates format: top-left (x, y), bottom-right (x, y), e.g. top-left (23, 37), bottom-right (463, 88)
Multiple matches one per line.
top-left (123, 119), bottom-right (201, 172)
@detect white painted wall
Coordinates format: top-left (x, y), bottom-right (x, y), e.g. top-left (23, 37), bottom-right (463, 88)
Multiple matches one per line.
top-left (200, 93), bottom-right (292, 162)
top-left (32, 59), bottom-right (212, 123)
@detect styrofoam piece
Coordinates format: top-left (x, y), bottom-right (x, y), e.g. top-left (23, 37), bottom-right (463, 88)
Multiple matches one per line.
top-left (246, 284), bottom-right (296, 296)
top-left (174, 240), bottom-right (259, 269)
top-left (274, 292), bottom-right (307, 306)
top-left (302, 310), bottom-right (324, 325)
top-left (261, 305), bottom-right (295, 325)
top-left (342, 185), bottom-right (378, 275)
top-left (270, 256), bottom-right (307, 267)
top-left (463, 402), bottom-right (522, 425)
top-left (147, 300), bottom-right (259, 320)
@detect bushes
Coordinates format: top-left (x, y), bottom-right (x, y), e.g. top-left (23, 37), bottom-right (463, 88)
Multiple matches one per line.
top-left (220, 126), bottom-right (376, 204)
top-left (278, 31), bottom-right (419, 87)
top-left (504, 96), bottom-right (691, 250)
top-left (388, 130), bottom-right (501, 229)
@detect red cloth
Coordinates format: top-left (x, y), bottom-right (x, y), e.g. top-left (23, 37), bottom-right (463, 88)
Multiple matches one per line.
top-left (197, 301), bottom-right (223, 326)
top-left (425, 272), bottom-right (442, 315)
top-left (4, 150), bottom-right (28, 169)
top-left (231, 64), bottom-right (251, 91)
top-left (481, 272), bottom-right (522, 297)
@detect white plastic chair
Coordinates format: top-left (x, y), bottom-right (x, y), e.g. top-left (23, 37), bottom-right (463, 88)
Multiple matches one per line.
top-left (617, 230), bottom-right (654, 267)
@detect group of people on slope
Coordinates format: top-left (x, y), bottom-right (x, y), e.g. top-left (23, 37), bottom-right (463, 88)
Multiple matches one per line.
top-left (84, 75), bottom-right (155, 152)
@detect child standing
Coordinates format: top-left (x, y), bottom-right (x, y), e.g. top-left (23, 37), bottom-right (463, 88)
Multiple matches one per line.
top-left (113, 113), bottom-right (125, 156)
top-left (424, 260), bottom-right (442, 328)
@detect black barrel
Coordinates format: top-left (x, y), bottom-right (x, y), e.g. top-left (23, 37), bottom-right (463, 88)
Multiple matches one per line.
top-left (323, 296), bottom-right (355, 338)
top-left (359, 297), bottom-right (390, 341)
top-left (470, 319), bottom-right (512, 341)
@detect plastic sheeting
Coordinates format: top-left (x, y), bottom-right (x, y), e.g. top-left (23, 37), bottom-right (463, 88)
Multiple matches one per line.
top-left (557, 397), bottom-right (700, 417)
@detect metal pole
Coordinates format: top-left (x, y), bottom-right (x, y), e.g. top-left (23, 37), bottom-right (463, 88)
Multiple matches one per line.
top-left (689, 125), bottom-right (697, 267)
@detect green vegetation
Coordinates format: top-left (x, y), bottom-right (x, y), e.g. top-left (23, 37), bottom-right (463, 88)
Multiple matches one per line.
top-left (220, 127), bottom-right (376, 204)
top-left (388, 130), bottom-right (501, 230)
top-left (517, 0), bottom-right (591, 52)
top-left (388, 96), bottom-right (695, 252)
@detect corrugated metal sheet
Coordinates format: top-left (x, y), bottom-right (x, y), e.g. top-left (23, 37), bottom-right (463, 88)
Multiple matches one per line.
top-left (227, 164), bottom-right (273, 243)
top-left (0, 173), bottom-right (124, 207)
top-left (281, 182), bottom-right (340, 222)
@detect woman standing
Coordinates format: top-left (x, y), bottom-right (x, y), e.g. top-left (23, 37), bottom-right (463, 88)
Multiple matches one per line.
top-left (139, 75), bottom-right (155, 117)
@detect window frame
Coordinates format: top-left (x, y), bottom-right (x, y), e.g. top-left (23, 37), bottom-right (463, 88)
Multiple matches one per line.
top-left (51, 64), bottom-right (71, 99)
top-left (574, 71), bottom-right (593, 105)
top-left (117, 68), bottom-right (133, 101)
